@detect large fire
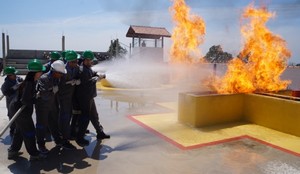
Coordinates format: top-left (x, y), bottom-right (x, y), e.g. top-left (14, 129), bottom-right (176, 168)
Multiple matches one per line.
top-left (212, 4), bottom-right (291, 94)
top-left (169, 0), bottom-right (206, 64)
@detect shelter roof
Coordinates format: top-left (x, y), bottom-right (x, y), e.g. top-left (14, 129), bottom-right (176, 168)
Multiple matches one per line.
top-left (126, 25), bottom-right (171, 39)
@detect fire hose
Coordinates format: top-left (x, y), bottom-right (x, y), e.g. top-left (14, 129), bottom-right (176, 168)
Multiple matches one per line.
top-left (0, 95), bottom-right (4, 101)
top-left (0, 105), bottom-right (26, 138)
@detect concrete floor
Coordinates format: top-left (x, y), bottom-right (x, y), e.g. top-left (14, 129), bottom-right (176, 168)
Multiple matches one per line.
top-left (0, 77), bottom-right (299, 173)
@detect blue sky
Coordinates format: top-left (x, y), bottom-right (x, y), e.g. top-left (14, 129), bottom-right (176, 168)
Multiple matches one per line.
top-left (0, 0), bottom-right (300, 63)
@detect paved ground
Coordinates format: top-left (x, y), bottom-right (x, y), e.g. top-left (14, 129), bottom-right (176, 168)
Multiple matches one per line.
top-left (0, 76), bottom-right (299, 174)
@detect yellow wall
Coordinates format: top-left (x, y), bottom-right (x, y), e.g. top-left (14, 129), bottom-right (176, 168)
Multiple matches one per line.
top-left (178, 92), bottom-right (300, 137)
top-left (178, 93), bottom-right (244, 127)
top-left (244, 94), bottom-right (300, 137)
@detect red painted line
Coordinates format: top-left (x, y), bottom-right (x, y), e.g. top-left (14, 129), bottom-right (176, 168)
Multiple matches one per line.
top-left (128, 115), bottom-right (186, 150)
top-left (244, 135), bottom-right (300, 157)
top-left (183, 135), bottom-right (248, 150)
top-left (129, 116), bottom-right (250, 150)
top-left (128, 115), bottom-right (300, 157)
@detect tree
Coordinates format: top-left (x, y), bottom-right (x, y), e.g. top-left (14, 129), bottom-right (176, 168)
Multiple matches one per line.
top-left (204, 45), bottom-right (233, 63)
top-left (107, 39), bottom-right (127, 59)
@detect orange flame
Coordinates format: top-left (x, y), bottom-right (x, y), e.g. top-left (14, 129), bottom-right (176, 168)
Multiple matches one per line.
top-left (169, 0), bottom-right (206, 64)
top-left (212, 4), bottom-right (291, 94)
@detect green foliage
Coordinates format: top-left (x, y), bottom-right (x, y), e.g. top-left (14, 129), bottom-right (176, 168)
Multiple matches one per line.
top-left (204, 45), bottom-right (233, 63)
top-left (107, 39), bottom-right (127, 59)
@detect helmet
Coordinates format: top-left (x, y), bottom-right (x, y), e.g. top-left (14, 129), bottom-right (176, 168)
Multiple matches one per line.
top-left (4, 66), bottom-right (18, 75)
top-left (82, 50), bottom-right (94, 60)
top-left (51, 60), bottom-right (67, 74)
top-left (65, 50), bottom-right (79, 61)
top-left (27, 59), bottom-right (46, 72)
top-left (50, 52), bottom-right (61, 60)
top-left (61, 51), bottom-right (66, 58)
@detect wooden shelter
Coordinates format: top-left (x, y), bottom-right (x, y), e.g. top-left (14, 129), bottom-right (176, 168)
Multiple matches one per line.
top-left (126, 25), bottom-right (171, 48)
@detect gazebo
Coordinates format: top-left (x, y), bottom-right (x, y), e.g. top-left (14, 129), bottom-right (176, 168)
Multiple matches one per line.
top-left (126, 25), bottom-right (171, 62)
top-left (126, 25), bottom-right (171, 48)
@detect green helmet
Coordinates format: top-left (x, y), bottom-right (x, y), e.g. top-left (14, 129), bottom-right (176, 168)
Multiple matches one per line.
top-left (65, 50), bottom-right (79, 61)
top-left (82, 50), bottom-right (94, 60)
top-left (27, 59), bottom-right (46, 72)
top-left (50, 51), bottom-right (61, 60)
top-left (61, 51), bottom-right (66, 58)
top-left (4, 66), bottom-right (18, 75)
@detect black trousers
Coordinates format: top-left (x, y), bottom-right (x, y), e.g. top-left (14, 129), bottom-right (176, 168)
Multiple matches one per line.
top-left (90, 99), bottom-right (103, 134)
top-left (9, 106), bottom-right (39, 156)
top-left (35, 95), bottom-right (61, 146)
top-left (76, 98), bottom-right (103, 139)
top-left (59, 87), bottom-right (75, 142)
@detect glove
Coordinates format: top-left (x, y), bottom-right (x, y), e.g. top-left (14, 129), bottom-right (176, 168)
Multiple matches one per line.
top-left (36, 91), bottom-right (41, 99)
top-left (96, 72), bottom-right (106, 79)
top-left (11, 83), bottom-right (21, 90)
top-left (75, 79), bottom-right (81, 85)
top-left (91, 76), bottom-right (99, 82)
top-left (53, 86), bottom-right (59, 94)
top-left (99, 74), bottom-right (106, 79)
top-left (66, 80), bottom-right (76, 86)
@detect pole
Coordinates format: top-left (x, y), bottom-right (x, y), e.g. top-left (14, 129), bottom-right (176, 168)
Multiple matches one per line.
top-left (138, 37), bottom-right (141, 47)
top-left (0, 105), bottom-right (26, 137)
top-left (129, 43), bottom-right (132, 58)
top-left (2, 33), bottom-right (5, 68)
top-left (213, 63), bottom-right (217, 77)
top-left (62, 35), bottom-right (65, 51)
top-left (1, 33), bottom-right (5, 57)
top-left (132, 37), bottom-right (134, 48)
top-left (6, 34), bottom-right (9, 55)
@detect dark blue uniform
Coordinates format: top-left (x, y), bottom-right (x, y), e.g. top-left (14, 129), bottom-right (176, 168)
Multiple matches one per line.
top-left (75, 65), bottom-right (104, 141)
top-left (35, 71), bottom-right (62, 149)
top-left (8, 72), bottom-right (40, 157)
top-left (1, 76), bottom-right (23, 135)
top-left (58, 63), bottom-right (80, 143)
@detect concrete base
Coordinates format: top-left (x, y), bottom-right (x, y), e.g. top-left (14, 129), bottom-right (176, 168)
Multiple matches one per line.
top-left (178, 92), bottom-right (244, 127)
top-left (178, 92), bottom-right (300, 137)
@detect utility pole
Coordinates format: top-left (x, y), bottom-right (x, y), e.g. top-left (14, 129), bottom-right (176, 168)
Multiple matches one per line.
top-left (62, 35), bottom-right (65, 51)
top-left (2, 32), bottom-right (6, 68)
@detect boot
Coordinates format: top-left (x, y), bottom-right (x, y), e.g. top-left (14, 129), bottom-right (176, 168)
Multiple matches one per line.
top-left (97, 131), bottom-right (110, 140)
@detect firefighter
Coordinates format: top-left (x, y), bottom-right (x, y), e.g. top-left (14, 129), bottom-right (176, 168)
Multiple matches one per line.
top-left (58, 50), bottom-right (80, 150)
top-left (44, 51), bottom-right (61, 72)
top-left (75, 50), bottom-right (110, 147)
top-left (61, 51), bottom-right (66, 63)
top-left (1, 66), bottom-right (23, 137)
top-left (35, 60), bottom-right (66, 154)
top-left (8, 59), bottom-right (47, 161)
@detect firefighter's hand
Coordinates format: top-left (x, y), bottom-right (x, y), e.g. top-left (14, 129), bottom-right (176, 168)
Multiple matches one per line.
top-left (75, 79), bottom-right (81, 85)
top-left (11, 83), bottom-right (21, 90)
top-left (99, 74), bottom-right (106, 79)
top-left (96, 72), bottom-right (106, 79)
top-left (53, 86), bottom-right (59, 94)
top-left (91, 76), bottom-right (99, 82)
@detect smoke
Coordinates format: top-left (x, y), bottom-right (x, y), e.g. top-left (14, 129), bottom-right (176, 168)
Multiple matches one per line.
top-left (92, 54), bottom-right (216, 103)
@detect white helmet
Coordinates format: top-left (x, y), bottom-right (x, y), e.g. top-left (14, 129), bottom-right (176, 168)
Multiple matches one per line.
top-left (51, 60), bottom-right (67, 74)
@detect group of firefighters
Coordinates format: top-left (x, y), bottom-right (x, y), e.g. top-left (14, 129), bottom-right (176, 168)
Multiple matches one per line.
top-left (1, 50), bottom-right (110, 161)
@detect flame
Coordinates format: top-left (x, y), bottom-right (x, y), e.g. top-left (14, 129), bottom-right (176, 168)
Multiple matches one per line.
top-left (169, 0), bottom-right (206, 64)
top-left (212, 4), bottom-right (291, 94)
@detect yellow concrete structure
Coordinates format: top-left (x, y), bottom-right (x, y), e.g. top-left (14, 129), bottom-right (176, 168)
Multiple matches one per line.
top-left (178, 92), bottom-right (300, 137)
top-left (244, 94), bottom-right (300, 137)
top-left (130, 102), bottom-right (300, 155)
top-left (178, 93), bottom-right (244, 127)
